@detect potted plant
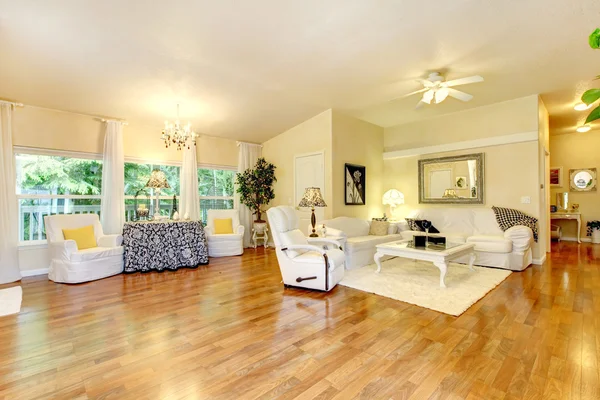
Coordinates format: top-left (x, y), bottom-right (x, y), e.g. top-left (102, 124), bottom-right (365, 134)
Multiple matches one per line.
top-left (588, 220), bottom-right (600, 244)
top-left (235, 158), bottom-right (277, 228)
top-left (581, 29), bottom-right (600, 124)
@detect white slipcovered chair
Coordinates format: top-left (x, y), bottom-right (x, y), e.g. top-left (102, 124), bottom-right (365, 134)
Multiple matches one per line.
top-left (267, 206), bottom-right (345, 291)
top-left (44, 214), bottom-right (124, 283)
top-left (205, 209), bottom-right (244, 257)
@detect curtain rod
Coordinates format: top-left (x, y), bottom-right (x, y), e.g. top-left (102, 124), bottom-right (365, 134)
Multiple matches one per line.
top-left (236, 141), bottom-right (263, 147)
top-left (0, 100), bottom-right (24, 107)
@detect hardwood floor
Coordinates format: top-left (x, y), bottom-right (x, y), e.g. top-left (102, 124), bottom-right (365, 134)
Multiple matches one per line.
top-left (1, 242), bottom-right (599, 399)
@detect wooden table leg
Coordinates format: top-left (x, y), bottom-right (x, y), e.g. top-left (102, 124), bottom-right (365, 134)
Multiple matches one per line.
top-left (433, 261), bottom-right (448, 288)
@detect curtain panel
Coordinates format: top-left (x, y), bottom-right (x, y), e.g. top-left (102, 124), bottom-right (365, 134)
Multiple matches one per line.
top-left (179, 145), bottom-right (200, 220)
top-left (100, 121), bottom-right (125, 234)
top-left (0, 104), bottom-right (22, 284)
top-left (235, 142), bottom-right (262, 247)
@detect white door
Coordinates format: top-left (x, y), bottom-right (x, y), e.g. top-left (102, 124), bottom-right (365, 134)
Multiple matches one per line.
top-left (429, 169), bottom-right (452, 198)
top-left (295, 152), bottom-right (325, 235)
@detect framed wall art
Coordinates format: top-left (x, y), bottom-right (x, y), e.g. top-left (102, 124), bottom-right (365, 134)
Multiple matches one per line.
top-left (345, 163), bottom-right (366, 205)
top-left (549, 167), bottom-right (562, 187)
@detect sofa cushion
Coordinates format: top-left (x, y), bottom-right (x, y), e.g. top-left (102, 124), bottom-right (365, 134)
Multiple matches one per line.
top-left (346, 234), bottom-right (403, 252)
top-left (207, 233), bottom-right (244, 242)
top-left (467, 235), bottom-right (512, 253)
top-left (369, 220), bottom-right (389, 236)
top-left (71, 246), bottom-right (124, 262)
top-left (321, 217), bottom-right (370, 238)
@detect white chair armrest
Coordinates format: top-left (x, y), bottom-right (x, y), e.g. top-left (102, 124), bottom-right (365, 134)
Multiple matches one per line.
top-left (49, 240), bottom-right (78, 260)
top-left (205, 226), bottom-right (214, 236)
top-left (307, 237), bottom-right (342, 249)
top-left (504, 225), bottom-right (533, 253)
top-left (281, 244), bottom-right (326, 255)
top-left (236, 225), bottom-right (245, 236)
top-left (97, 234), bottom-right (123, 247)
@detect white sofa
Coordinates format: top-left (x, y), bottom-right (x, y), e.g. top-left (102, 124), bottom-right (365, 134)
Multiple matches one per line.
top-left (400, 208), bottom-right (533, 271)
top-left (320, 217), bottom-right (404, 269)
top-left (44, 214), bottom-right (124, 283)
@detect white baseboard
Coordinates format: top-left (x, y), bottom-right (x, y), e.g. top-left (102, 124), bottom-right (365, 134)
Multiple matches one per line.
top-left (21, 268), bottom-right (48, 277)
top-left (561, 236), bottom-right (592, 243)
top-left (532, 254), bottom-right (546, 265)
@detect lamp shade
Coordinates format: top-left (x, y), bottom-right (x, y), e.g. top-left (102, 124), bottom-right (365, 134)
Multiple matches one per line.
top-left (145, 169), bottom-right (170, 189)
top-left (382, 189), bottom-right (404, 206)
top-left (298, 187), bottom-right (327, 208)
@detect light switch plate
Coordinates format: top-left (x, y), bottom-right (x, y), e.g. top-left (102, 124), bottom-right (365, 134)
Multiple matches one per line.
top-left (521, 196), bottom-right (531, 204)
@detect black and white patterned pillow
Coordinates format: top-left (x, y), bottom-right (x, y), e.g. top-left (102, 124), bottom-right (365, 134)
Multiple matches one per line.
top-left (492, 206), bottom-right (538, 242)
top-left (405, 218), bottom-right (421, 231)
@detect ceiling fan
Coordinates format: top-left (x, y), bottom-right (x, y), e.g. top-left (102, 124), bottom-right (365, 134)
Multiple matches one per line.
top-left (401, 72), bottom-right (484, 108)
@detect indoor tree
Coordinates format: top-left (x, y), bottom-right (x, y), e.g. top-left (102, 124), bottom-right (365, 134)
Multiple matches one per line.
top-left (235, 158), bottom-right (276, 223)
top-left (582, 28), bottom-right (600, 124)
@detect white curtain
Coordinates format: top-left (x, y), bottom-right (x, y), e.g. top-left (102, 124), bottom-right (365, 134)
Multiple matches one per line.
top-left (100, 121), bottom-right (125, 234)
top-left (0, 104), bottom-right (22, 284)
top-left (235, 142), bottom-right (262, 247)
top-left (179, 145), bottom-right (200, 220)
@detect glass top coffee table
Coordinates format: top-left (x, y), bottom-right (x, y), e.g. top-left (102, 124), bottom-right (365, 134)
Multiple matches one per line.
top-left (374, 239), bottom-right (476, 288)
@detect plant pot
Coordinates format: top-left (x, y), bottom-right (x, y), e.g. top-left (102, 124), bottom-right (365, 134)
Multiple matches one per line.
top-left (253, 221), bottom-right (267, 235)
top-left (592, 228), bottom-right (600, 244)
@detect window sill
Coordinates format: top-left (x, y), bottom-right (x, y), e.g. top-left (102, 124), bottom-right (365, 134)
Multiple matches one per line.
top-left (18, 241), bottom-right (48, 250)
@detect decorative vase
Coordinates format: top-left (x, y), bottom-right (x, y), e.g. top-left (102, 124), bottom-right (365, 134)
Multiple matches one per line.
top-left (172, 211), bottom-right (180, 221)
top-left (183, 212), bottom-right (190, 220)
top-left (253, 221), bottom-right (267, 235)
top-left (592, 228), bottom-right (600, 244)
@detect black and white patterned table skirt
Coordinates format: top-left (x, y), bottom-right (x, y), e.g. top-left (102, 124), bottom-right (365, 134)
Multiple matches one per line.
top-left (123, 220), bottom-right (209, 273)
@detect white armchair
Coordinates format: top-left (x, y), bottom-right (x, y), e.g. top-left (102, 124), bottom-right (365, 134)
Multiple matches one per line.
top-left (205, 209), bottom-right (244, 257)
top-left (267, 206), bottom-right (345, 291)
top-left (44, 214), bottom-right (124, 283)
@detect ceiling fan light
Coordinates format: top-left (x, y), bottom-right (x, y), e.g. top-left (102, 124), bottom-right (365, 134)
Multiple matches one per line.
top-left (435, 88), bottom-right (450, 103)
top-left (574, 102), bottom-right (592, 111)
top-left (576, 125), bottom-right (591, 133)
top-left (422, 90), bottom-right (434, 104)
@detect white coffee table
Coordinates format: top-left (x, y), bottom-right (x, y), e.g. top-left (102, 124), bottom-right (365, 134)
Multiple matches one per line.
top-left (374, 240), bottom-right (477, 288)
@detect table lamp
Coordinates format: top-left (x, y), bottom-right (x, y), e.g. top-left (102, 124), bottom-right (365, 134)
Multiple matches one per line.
top-left (145, 169), bottom-right (170, 218)
top-left (382, 189), bottom-right (404, 217)
top-left (298, 187), bottom-right (327, 237)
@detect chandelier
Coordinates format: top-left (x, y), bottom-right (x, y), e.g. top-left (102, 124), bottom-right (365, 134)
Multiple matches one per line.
top-left (161, 104), bottom-right (198, 150)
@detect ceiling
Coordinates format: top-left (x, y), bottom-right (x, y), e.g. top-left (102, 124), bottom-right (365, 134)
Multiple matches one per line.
top-left (0, 0), bottom-right (599, 143)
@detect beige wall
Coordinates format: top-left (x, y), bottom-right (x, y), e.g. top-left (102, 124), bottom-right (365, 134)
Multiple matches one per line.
top-left (384, 95), bottom-right (539, 151)
top-left (550, 128), bottom-right (600, 239)
top-left (332, 111), bottom-right (384, 219)
top-left (538, 98), bottom-right (550, 253)
top-left (262, 109), bottom-right (333, 218)
top-left (383, 95), bottom-right (544, 259)
top-left (12, 106), bottom-right (238, 167)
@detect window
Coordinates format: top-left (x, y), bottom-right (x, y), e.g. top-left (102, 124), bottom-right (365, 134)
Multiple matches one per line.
top-left (124, 161), bottom-right (180, 220)
top-left (16, 151), bottom-right (103, 243)
top-left (197, 167), bottom-right (235, 223)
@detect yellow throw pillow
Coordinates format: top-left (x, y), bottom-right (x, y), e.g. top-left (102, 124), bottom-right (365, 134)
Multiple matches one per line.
top-left (62, 225), bottom-right (97, 250)
top-left (213, 218), bottom-right (234, 234)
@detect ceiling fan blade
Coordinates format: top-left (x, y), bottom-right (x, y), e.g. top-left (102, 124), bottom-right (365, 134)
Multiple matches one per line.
top-left (415, 100), bottom-right (425, 109)
top-left (387, 88), bottom-right (427, 102)
top-left (418, 79), bottom-right (435, 88)
top-left (444, 75), bottom-right (484, 87)
top-left (447, 88), bottom-right (473, 102)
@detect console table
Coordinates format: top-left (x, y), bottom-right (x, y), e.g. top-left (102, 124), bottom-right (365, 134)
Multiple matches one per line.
top-left (550, 212), bottom-right (581, 243)
top-left (123, 220), bottom-right (209, 273)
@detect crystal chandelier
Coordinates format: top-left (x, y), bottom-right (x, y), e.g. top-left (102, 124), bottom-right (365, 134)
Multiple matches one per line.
top-left (161, 104), bottom-right (198, 150)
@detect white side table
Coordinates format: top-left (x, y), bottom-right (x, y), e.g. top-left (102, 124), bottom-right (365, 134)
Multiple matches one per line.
top-left (252, 222), bottom-right (269, 249)
top-left (550, 212), bottom-right (581, 243)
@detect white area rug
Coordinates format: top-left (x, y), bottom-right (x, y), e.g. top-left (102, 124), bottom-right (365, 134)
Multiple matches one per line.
top-left (0, 286), bottom-right (23, 317)
top-left (340, 259), bottom-right (511, 316)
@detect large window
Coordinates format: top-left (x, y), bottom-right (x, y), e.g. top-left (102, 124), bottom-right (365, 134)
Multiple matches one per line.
top-left (16, 152), bottom-right (103, 243)
top-left (16, 149), bottom-right (237, 244)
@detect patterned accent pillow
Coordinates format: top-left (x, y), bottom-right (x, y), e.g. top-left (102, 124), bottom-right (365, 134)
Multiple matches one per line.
top-left (405, 218), bottom-right (422, 231)
top-left (369, 220), bottom-right (389, 236)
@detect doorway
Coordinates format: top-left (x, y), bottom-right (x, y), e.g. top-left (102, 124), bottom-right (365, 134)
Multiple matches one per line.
top-left (294, 152), bottom-right (325, 234)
